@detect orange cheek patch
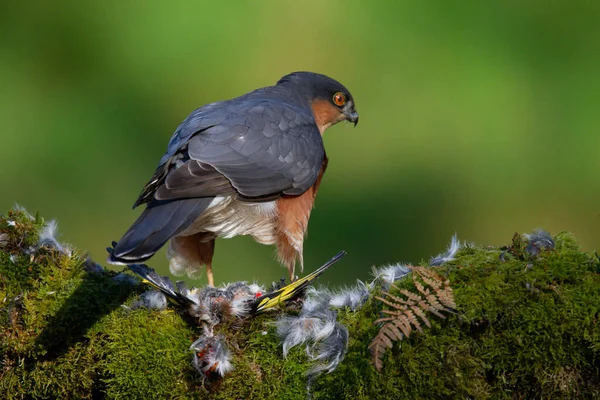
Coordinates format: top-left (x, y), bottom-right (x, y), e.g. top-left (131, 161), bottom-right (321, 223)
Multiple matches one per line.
top-left (311, 100), bottom-right (343, 134)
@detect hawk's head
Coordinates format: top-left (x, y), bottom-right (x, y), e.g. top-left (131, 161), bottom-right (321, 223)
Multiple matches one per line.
top-left (277, 72), bottom-right (359, 133)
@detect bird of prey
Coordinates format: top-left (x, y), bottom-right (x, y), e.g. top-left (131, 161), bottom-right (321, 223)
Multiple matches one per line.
top-left (107, 72), bottom-right (358, 286)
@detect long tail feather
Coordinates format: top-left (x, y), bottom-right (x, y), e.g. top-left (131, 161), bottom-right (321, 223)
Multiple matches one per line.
top-left (126, 251), bottom-right (346, 316)
top-left (251, 250), bottom-right (346, 313)
top-left (128, 264), bottom-right (198, 306)
top-left (107, 198), bottom-right (211, 264)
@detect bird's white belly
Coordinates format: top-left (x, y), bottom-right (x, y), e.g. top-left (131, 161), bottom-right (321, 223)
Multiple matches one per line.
top-left (180, 196), bottom-right (278, 244)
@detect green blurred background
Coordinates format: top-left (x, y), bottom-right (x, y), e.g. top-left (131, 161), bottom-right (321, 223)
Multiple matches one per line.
top-left (1, 1), bottom-right (598, 286)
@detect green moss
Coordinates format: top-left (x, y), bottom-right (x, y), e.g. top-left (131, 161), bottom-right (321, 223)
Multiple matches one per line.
top-left (97, 309), bottom-right (198, 399)
top-left (0, 209), bottom-right (45, 294)
top-left (208, 315), bottom-right (310, 400)
top-left (312, 232), bottom-right (600, 399)
top-left (1, 209), bottom-right (599, 399)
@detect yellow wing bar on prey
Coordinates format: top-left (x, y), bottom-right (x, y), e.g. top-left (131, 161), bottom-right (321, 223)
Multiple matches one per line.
top-left (251, 250), bottom-right (346, 313)
top-left (126, 250), bottom-right (347, 316)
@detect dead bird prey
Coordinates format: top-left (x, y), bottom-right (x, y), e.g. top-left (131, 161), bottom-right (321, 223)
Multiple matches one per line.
top-left (128, 251), bottom-right (346, 379)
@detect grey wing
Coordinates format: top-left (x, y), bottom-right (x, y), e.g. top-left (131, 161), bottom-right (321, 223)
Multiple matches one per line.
top-left (136, 99), bottom-right (325, 206)
top-left (133, 102), bottom-right (232, 207)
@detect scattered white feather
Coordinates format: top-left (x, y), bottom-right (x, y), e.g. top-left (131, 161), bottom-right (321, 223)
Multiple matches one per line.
top-left (372, 263), bottom-right (412, 289)
top-left (276, 310), bottom-right (336, 357)
top-left (7, 220), bottom-right (16, 227)
top-left (129, 265), bottom-right (268, 326)
top-left (190, 334), bottom-right (234, 378)
top-left (229, 296), bottom-right (252, 317)
top-left (13, 204), bottom-right (34, 220)
top-left (176, 280), bottom-right (268, 325)
top-left (210, 339), bottom-right (234, 377)
top-left (174, 280), bottom-right (191, 297)
top-left (37, 220), bottom-right (71, 255)
top-left (371, 234), bottom-right (462, 289)
top-left (300, 289), bottom-right (332, 315)
top-left (275, 290), bottom-right (349, 383)
top-left (524, 229), bottom-right (555, 257)
top-left (311, 319), bottom-right (337, 343)
top-left (38, 220), bottom-right (61, 249)
top-left (325, 280), bottom-right (373, 311)
top-left (247, 283), bottom-right (263, 294)
top-left (430, 234), bottom-right (461, 266)
top-left (306, 322), bottom-right (349, 377)
top-left (9, 254), bottom-right (17, 264)
top-left (133, 290), bottom-right (168, 311)
top-left (168, 253), bottom-right (198, 278)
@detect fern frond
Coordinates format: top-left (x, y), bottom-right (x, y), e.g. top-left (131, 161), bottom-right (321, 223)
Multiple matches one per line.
top-left (410, 305), bottom-right (431, 328)
top-left (404, 309), bottom-right (423, 333)
top-left (423, 294), bottom-right (446, 318)
top-left (383, 322), bottom-right (404, 342)
top-left (369, 321), bottom-right (406, 371)
top-left (413, 279), bottom-right (428, 296)
top-left (393, 317), bottom-right (412, 338)
top-left (377, 291), bottom-right (412, 307)
top-left (397, 287), bottom-right (422, 304)
top-left (367, 340), bottom-right (385, 371)
top-left (369, 265), bottom-right (456, 372)
top-left (413, 267), bottom-right (443, 290)
top-left (380, 309), bottom-right (408, 317)
top-left (436, 286), bottom-right (456, 309)
top-left (374, 316), bottom-right (397, 324)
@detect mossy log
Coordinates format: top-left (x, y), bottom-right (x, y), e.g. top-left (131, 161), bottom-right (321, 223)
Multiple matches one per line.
top-left (1, 208), bottom-right (599, 399)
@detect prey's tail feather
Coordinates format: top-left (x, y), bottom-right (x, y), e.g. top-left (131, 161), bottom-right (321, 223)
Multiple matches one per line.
top-left (107, 198), bottom-right (211, 264)
top-left (251, 250), bottom-right (347, 313)
top-left (128, 264), bottom-right (197, 307)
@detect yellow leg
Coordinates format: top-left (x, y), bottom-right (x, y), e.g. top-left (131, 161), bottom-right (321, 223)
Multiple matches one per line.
top-left (288, 264), bottom-right (296, 283)
top-left (206, 262), bottom-right (214, 287)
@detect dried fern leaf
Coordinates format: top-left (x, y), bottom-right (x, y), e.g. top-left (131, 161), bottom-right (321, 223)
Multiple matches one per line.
top-left (382, 291), bottom-right (413, 306)
top-left (423, 299), bottom-right (446, 319)
top-left (393, 317), bottom-right (412, 338)
top-left (413, 279), bottom-right (431, 297)
top-left (398, 288), bottom-right (422, 304)
top-left (436, 286), bottom-right (456, 309)
top-left (425, 293), bottom-right (445, 312)
top-left (380, 309), bottom-right (408, 317)
top-left (415, 266), bottom-right (441, 280)
top-left (380, 333), bottom-right (393, 348)
top-left (410, 305), bottom-right (432, 328)
top-left (375, 295), bottom-right (408, 311)
top-left (368, 341), bottom-right (385, 372)
top-left (404, 309), bottom-right (423, 333)
top-left (370, 266), bottom-right (457, 372)
top-left (374, 316), bottom-right (398, 323)
top-left (368, 322), bottom-right (402, 371)
top-left (414, 267), bottom-right (443, 290)
top-left (382, 322), bottom-right (404, 342)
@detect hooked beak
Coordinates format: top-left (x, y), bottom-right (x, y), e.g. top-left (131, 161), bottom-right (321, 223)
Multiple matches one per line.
top-left (346, 110), bottom-right (359, 127)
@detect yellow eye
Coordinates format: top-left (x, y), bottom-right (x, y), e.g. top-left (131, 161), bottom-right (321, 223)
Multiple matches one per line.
top-left (333, 92), bottom-right (346, 107)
